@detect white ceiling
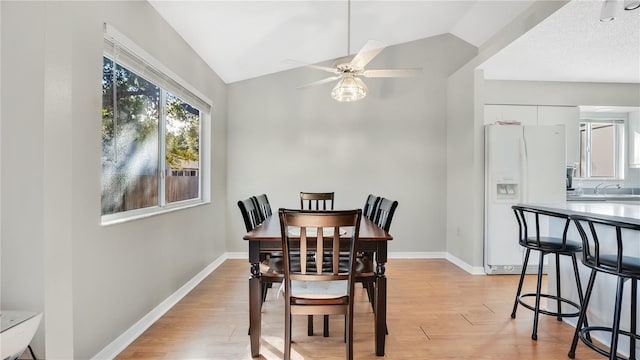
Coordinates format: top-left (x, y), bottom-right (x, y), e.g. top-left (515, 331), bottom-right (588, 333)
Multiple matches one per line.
top-left (150, 0), bottom-right (640, 85)
top-left (149, 0), bottom-right (534, 84)
top-left (480, 0), bottom-right (640, 83)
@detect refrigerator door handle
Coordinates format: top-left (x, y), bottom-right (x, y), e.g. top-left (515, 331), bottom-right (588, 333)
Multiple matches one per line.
top-left (521, 127), bottom-right (528, 204)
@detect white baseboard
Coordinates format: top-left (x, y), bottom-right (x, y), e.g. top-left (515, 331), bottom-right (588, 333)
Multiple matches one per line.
top-left (224, 251), bottom-right (247, 259)
top-left (91, 253), bottom-right (229, 360)
top-left (445, 253), bottom-right (486, 275)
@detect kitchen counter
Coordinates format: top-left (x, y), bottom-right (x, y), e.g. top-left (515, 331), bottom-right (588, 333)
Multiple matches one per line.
top-left (526, 201), bottom-right (640, 225)
top-left (518, 202), bottom-right (640, 357)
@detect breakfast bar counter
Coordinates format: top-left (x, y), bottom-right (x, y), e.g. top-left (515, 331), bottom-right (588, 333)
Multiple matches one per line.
top-left (517, 201), bottom-right (640, 357)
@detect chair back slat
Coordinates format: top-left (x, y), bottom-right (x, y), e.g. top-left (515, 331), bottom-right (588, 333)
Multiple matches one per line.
top-left (300, 192), bottom-right (334, 210)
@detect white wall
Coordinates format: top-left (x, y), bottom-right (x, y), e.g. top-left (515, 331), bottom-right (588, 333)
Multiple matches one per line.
top-left (1, 1), bottom-right (228, 359)
top-left (226, 34), bottom-right (477, 254)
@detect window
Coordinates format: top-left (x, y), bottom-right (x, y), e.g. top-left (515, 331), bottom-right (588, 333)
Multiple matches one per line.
top-left (101, 24), bottom-right (211, 222)
top-left (577, 115), bottom-right (625, 179)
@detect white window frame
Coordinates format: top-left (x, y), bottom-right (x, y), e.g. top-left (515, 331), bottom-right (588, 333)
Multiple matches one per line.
top-left (578, 112), bottom-right (626, 180)
top-left (101, 24), bottom-right (212, 225)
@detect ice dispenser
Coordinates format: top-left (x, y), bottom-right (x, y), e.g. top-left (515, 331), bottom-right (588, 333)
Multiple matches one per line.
top-left (496, 183), bottom-right (518, 199)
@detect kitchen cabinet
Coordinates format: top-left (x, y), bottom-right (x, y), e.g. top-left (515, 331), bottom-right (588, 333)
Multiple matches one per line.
top-left (484, 104), bottom-right (579, 166)
top-left (484, 105), bottom-right (537, 126)
top-left (628, 111), bottom-right (640, 168)
top-left (538, 106), bottom-right (580, 167)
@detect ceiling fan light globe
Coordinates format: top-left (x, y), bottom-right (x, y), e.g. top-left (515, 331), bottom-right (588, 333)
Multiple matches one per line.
top-left (331, 75), bottom-right (367, 102)
top-left (624, 0), bottom-right (640, 10)
top-left (600, 0), bottom-right (619, 21)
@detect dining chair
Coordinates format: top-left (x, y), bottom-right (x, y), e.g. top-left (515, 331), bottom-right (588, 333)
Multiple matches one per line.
top-left (238, 197), bottom-right (283, 306)
top-left (363, 194), bottom-right (381, 221)
top-left (300, 192), bottom-right (334, 210)
top-left (361, 197), bottom-right (398, 313)
top-left (373, 197), bottom-right (399, 232)
top-left (252, 193), bottom-right (272, 223)
top-left (279, 208), bottom-right (362, 360)
top-left (238, 197), bottom-right (261, 233)
top-left (299, 191), bottom-right (335, 335)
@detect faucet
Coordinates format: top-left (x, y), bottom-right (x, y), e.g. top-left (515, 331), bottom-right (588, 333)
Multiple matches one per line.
top-left (594, 183), bottom-right (621, 194)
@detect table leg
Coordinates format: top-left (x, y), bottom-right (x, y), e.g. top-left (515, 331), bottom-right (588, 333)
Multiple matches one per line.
top-left (375, 261), bottom-right (387, 356)
top-left (249, 262), bottom-right (261, 357)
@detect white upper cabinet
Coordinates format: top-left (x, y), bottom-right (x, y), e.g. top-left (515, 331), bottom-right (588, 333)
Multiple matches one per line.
top-left (628, 111), bottom-right (640, 168)
top-left (538, 106), bottom-right (580, 167)
top-left (484, 105), bottom-right (537, 126)
top-left (484, 104), bottom-right (579, 166)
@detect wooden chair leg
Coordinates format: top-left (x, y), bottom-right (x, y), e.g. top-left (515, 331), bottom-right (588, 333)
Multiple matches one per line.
top-left (324, 315), bottom-right (329, 337)
top-left (307, 315), bottom-right (313, 336)
top-left (285, 306), bottom-right (292, 360)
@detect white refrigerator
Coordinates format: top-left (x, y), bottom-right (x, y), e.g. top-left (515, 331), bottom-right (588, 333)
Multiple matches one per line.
top-left (484, 124), bottom-right (566, 274)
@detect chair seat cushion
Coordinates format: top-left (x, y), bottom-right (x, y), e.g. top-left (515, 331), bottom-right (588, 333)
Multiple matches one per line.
top-left (525, 237), bottom-right (582, 252)
top-left (290, 280), bottom-right (348, 299)
top-left (591, 254), bottom-right (640, 274)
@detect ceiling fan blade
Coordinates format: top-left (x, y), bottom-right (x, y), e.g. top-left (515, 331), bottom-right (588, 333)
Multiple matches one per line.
top-left (297, 76), bottom-right (342, 89)
top-left (350, 40), bottom-right (386, 69)
top-left (363, 69), bottom-right (423, 78)
top-left (284, 59), bottom-right (339, 74)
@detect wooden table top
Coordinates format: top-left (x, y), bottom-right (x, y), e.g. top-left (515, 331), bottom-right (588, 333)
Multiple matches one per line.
top-left (243, 215), bottom-right (393, 242)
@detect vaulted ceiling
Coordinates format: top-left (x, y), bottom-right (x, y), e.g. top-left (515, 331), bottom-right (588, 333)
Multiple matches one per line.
top-left (149, 0), bottom-right (534, 83)
top-left (149, 1), bottom-right (640, 85)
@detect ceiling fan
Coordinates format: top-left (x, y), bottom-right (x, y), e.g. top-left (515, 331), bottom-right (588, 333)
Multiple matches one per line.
top-left (294, 0), bottom-right (422, 102)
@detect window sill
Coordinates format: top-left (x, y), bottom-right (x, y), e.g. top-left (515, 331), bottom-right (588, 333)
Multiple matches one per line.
top-left (101, 200), bottom-right (210, 227)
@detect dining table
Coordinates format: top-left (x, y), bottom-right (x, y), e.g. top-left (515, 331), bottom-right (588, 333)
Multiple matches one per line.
top-left (243, 214), bottom-right (393, 357)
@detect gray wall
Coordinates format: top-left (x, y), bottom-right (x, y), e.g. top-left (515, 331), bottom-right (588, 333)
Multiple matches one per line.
top-left (226, 34), bottom-right (477, 254)
top-left (1, 1), bottom-right (228, 358)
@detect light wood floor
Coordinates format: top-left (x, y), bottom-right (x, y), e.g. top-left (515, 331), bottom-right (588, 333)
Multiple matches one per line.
top-left (116, 259), bottom-right (604, 359)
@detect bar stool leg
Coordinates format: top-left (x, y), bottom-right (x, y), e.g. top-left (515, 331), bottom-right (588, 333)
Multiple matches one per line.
top-left (556, 253), bottom-right (563, 321)
top-left (569, 269), bottom-right (597, 359)
top-left (512, 248), bottom-right (532, 318)
top-left (630, 278), bottom-right (637, 360)
top-left (609, 276), bottom-right (626, 360)
top-left (571, 253), bottom-right (591, 342)
top-left (532, 251), bottom-right (545, 341)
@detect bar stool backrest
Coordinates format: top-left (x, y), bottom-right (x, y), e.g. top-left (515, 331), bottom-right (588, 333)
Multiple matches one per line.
top-left (512, 205), bottom-right (573, 250)
top-left (570, 214), bottom-right (640, 279)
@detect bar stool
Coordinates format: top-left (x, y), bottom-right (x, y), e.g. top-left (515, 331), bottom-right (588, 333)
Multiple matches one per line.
top-left (568, 214), bottom-right (639, 360)
top-left (511, 205), bottom-right (588, 340)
